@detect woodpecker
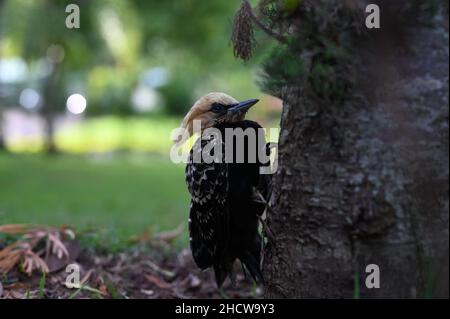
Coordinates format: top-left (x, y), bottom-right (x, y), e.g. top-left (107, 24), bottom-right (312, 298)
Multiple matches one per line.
top-left (175, 92), bottom-right (270, 288)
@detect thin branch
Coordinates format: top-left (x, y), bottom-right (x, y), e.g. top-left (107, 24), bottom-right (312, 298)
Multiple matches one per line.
top-left (253, 188), bottom-right (277, 243)
top-left (243, 0), bottom-right (288, 44)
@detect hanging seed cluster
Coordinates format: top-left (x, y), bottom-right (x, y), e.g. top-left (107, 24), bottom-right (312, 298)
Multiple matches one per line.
top-left (231, 1), bottom-right (256, 61)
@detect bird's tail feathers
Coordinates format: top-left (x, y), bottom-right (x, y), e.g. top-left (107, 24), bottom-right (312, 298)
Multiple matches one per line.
top-left (240, 250), bottom-right (264, 284)
top-left (213, 263), bottom-right (230, 288)
top-left (213, 253), bottom-right (263, 288)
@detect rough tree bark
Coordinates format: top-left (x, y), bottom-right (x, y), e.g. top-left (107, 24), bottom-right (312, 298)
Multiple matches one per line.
top-left (264, 5), bottom-right (449, 298)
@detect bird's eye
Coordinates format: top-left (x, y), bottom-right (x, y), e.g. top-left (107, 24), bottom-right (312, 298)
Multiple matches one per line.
top-left (211, 103), bottom-right (225, 113)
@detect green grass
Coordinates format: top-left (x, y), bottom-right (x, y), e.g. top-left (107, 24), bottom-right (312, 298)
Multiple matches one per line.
top-left (39, 271), bottom-right (46, 299)
top-left (0, 153), bottom-right (189, 244)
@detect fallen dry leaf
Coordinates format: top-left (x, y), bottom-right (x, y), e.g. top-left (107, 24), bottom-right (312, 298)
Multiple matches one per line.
top-left (143, 260), bottom-right (175, 279)
top-left (22, 249), bottom-right (49, 275)
top-left (144, 273), bottom-right (171, 289)
top-left (140, 289), bottom-right (154, 296)
top-left (153, 224), bottom-right (184, 244)
top-left (0, 242), bottom-right (29, 273)
top-left (0, 224), bottom-right (77, 276)
top-left (0, 224), bottom-right (30, 234)
top-left (45, 240), bottom-right (81, 273)
top-left (48, 233), bottom-right (69, 259)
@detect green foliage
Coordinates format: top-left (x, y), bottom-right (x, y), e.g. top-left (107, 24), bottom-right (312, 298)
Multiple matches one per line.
top-left (256, 0), bottom-right (362, 102)
top-left (158, 75), bottom-right (194, 116)
top-left (282, 0), bottom-right (302, 14)
top-left (258, 43), bottom-right (305, 98)
top-left (38, 271), bottom-right (46, 299)
top-left (104, 277), bottom-right (123, 299)
top-left (68, 286), bottom-right (83, 299)
top-left (131, 0), bottom-right (238, 64)
top-left (1, 0), bottom-right (262, 116)
top-left (308, 38), bottom-right (353, 102)
top-left (253, 0), bottom-right (445, 104)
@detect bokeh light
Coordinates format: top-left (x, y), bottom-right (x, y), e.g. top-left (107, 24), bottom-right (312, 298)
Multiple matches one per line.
top-left (19, 88), bottom-right (41, 110)
top-left (66, 93), bottom-right (87, 115)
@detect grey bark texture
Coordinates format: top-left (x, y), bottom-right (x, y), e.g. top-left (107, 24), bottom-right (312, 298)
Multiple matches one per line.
top-left (263, 8), bottom-right (449, 298)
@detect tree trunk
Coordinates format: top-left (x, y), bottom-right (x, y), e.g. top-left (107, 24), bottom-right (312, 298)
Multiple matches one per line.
top-left (0, 0), bottom-right (6, 151)
top-left (41, 60), bottom-right (61, 155)
top-left (0, 114), bottom-right (4, 151)
top-left (264, 7), bottom-right (449, 298)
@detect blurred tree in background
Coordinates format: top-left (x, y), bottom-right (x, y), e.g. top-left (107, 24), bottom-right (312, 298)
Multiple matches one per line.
top-left (0, 0), bottom-right (274, 153)
top-left (0, 0), bottom-right (282, 244)
top-left (0, 0), bottom-right (282, 254)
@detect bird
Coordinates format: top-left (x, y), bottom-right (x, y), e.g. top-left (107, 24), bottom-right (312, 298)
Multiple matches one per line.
top-left (175, 92), bottom-right (271, 288)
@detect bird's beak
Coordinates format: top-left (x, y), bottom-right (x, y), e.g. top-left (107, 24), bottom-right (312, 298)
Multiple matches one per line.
top-left (228, 98), bottom-right (259, 114)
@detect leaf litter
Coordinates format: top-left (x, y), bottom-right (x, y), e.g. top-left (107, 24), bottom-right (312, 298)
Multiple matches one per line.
top-left (0, 224), bottom-right (263, 299)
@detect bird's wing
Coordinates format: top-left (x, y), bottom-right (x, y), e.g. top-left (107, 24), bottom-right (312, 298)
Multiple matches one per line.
top-left (186, 137), bottom-right (228, 269)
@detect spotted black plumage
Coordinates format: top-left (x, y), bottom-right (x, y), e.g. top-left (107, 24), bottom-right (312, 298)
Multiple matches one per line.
top-left (186, 120), bottom-right (270, 288)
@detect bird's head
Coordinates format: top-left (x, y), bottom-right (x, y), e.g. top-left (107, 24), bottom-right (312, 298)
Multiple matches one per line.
top-left (173, 92), bottom-right (259, 145)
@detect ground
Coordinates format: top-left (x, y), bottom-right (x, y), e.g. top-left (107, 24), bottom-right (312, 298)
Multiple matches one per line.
top-left (0, 243), bottom-right (261, 299)
top-left (0, 153), bottom-right (262, 298)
